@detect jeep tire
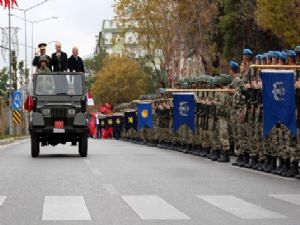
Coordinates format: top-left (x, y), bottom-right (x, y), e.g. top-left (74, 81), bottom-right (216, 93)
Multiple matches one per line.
top-left (31, 134), bottom-right (40, 158)
top-left (79, 134), bottom-right (88, 157)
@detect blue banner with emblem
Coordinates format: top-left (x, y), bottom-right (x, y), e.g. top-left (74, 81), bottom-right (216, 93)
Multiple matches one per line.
top-left (124, 111), bottom-right (137, 131)
top-left (173, 93), bottom-right (195, 132)
top-left (137, 102), bottom-right (153, 130)
top-left (262, 70), bottom-right (296, 138)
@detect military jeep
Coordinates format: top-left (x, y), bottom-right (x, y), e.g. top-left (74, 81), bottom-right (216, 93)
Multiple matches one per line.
top-left (29, 72), bottom-right (89, 157)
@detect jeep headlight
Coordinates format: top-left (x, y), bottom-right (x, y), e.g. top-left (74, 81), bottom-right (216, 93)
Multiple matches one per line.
top-left (68, 108), bottom-right (76, 116)
top-left (41, 108), bottom-right (51, 117)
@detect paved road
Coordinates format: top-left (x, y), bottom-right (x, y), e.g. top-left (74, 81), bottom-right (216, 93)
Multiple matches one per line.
top-left (0, 139), bottom-right (299, 225)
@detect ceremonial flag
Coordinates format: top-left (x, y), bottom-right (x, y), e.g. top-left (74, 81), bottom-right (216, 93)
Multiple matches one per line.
top-left (1, 0), bottom-right (18, 8)
top-left (173, 93), bottom-right (195, 132)
top-left (112, 115), bottom-right (123, 129)
top-left (137, 102), bottom-right (153, 130)
top-left (98, 116), bottom-right (107, 129)
top-left (107, 116), bottom-right (113, 128)
top-left (86, 90), bottom-right (94, 106)
top-left (261, 69), bottom-right (296, 138)
top-left (124, 111), bottom-right (137, 131)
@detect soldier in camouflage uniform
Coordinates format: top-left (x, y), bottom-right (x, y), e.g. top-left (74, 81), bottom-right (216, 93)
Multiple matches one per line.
top-left (217, 75), bottom-right (233, 162)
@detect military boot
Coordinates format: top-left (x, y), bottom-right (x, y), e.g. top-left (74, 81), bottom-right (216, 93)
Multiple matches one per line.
top-left (239, 153), bottom-right (249, 167)
top-left (280, 158), bottom-right (291, 176)
top-left (207, 148), bottom-right (213, 159)
top-left (200, 148), bottom-right (208, 157)
top-left (255, 159), bottom-right (264, 171)
top-left (183, 144), bottom-right (192, 154)
top-left (247, 155), bottom-right (258, 169)
top-left (284, 161), bottom-right (299, 177)
top-left (232, 154), bottom-right (243, 166)
top-left (218, 150), bottom-right (230, 163)
top-left (229, 144), bottom-right (235, 156)
top-left (262, 155), bottom-right (271, 172)
top-left (195, 145), bottom-right (203, 156)
top-left (265, 156), bottom-right (277, 173)
top-left (273, 157), bottom-right (283, 174)
top-left (211, 149), bottom-right (221, 161)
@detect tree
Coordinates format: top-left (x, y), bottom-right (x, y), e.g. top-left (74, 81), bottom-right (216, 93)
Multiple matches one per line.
top-left (0, 68), bottom-right (8, 92)
top-left (218, 0), bottom-right (283, 60)
top-left (255, 0), bottom-right (300, 47)
top-left (92, 56), bottom-right (147, 106)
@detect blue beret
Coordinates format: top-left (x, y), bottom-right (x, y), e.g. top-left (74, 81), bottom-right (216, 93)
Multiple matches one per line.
top-left (280, 51), bottom-right (287, 60)
top-left (255, 54), bottom-right (263, 61)
top-left (243, 48), bottom-right (253, 56)
top-left (287, 50), bottom-right (296, 58)
top-left (262, 53), bottom-right (268, 59)
top-left (273, 51), bottom-right (281, 59)
top-left (267, 51), bottom-right (274, 58)
top-left (295, 46), bottom-right (300, 53)
top-left (229, 60), bottom-right (239, 70)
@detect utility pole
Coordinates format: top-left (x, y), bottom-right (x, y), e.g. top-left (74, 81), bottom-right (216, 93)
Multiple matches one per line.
top-left (8, 7), bottom-right (13, 135)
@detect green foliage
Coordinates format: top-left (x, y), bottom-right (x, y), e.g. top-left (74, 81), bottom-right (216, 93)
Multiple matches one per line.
top-left (255, 0), bottom-right (300, 47)
top-left (218, 0), bottom-right (283, 60)
top-left (92, 56), bottom-right (147, 106)
top-left (0, 68), bottom-right (8, 95)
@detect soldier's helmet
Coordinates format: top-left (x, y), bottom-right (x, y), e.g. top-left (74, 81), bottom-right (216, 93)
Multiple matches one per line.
top-left (39, 55), bottom-right (48, 63)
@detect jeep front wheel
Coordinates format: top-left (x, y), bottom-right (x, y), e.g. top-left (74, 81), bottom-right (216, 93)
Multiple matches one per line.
top-left (79, 134), bottom-right (88, 157)
top-left (31, 134), bottom-right (40, 158)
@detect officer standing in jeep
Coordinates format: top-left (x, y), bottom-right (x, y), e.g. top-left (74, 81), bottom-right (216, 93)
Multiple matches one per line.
top-left (32, 43), bottom-right (52, 71)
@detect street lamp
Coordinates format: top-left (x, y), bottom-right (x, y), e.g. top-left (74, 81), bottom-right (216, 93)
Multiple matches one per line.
top-left (30, 17), bottom-right (58, 74)
top-left (12, 0), bottom-right (49, 74)
top-left (11, 14), bottom-right (58, 74)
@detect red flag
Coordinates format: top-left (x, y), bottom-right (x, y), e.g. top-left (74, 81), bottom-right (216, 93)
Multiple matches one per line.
top-left (11, 0), bottom-right (17, 7)
top-left (24, 95), bottom-right (33, 112)
top-left (3, 0), bottom-right (18, 8)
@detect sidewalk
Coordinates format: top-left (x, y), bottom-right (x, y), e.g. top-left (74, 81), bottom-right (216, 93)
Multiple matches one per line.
top-left (0, 136), bottom-right (29, 146)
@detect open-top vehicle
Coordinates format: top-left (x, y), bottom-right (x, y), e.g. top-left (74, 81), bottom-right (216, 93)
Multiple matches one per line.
top-left (29, 72), bottom-right (89, 157)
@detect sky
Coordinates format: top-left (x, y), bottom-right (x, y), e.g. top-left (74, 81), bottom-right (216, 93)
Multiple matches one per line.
top-left (0, 0), bottom-right (115, 69)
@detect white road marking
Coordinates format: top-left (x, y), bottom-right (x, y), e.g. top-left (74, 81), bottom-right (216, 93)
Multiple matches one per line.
top-left (197, 195), bottom-right (287, 219)
top-left (42, 196), bottom-right (91, 221)
top-left (122, 195), bottom-right (190, 220)
top-left (103, 184), bottom-right (120, 196)
top-left (270, 194), bottom-right (300, 206)
top-left (84, 159), bottom-right (92, 166)
top-left (90, 168), bottom-right (102, 177)
top-left (0, 196), bottom-right (7, 206)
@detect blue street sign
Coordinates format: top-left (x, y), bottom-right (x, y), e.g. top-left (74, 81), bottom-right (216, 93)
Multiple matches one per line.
top-left (12, 91), bottom-right (22, 110)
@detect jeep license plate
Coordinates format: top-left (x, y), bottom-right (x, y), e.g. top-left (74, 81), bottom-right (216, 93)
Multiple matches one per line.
top-left (53, 128), bottom-right (65, 133)
top-left (54, 121), bottom-right (65, 133)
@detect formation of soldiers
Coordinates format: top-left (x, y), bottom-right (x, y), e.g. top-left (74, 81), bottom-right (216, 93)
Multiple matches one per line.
top-left (109, 46), bottom-right (300, 179)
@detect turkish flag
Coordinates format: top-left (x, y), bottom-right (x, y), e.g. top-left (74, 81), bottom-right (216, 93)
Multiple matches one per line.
top-left (87, 90), bottom-right (94, 106)
top-left (24, 95), bottom-right (33, 112)
top-left (2, 0), bottom-right (18, 8)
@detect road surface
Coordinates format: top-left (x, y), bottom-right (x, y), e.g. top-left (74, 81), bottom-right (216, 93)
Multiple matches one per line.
top-left (0, 139), bottom-right (299, 225)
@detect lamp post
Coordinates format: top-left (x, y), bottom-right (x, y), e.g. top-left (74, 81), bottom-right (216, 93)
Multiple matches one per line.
top-left (12, 0), bottom-right (49, 74)
top-left (11, 14), bottom-right (58, 75)
top-left (30, 17), bottom-right (58, 74)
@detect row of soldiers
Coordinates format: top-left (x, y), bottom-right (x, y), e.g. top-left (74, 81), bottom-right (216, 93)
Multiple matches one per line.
top-left (115, 46), bottom-right (300, 179)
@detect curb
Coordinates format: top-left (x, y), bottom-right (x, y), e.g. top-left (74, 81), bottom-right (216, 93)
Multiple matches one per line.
top-left (0, 136), bottom-right (29, 146)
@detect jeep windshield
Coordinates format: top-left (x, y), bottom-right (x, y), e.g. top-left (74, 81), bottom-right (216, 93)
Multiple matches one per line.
top-left (35, 74), bottom-right (84, 96)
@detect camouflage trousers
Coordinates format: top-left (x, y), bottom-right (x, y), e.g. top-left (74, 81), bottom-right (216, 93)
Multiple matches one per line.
top-left (218, 117), bottom-right (230, 151)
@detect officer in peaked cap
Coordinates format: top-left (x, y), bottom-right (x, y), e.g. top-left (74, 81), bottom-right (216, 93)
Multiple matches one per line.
top-left (32, 43), bottom-right (52, 72)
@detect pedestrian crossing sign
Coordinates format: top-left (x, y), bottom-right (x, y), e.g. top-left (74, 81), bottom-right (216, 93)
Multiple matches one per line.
top-left (12, 91), bottom-right (22, 110)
